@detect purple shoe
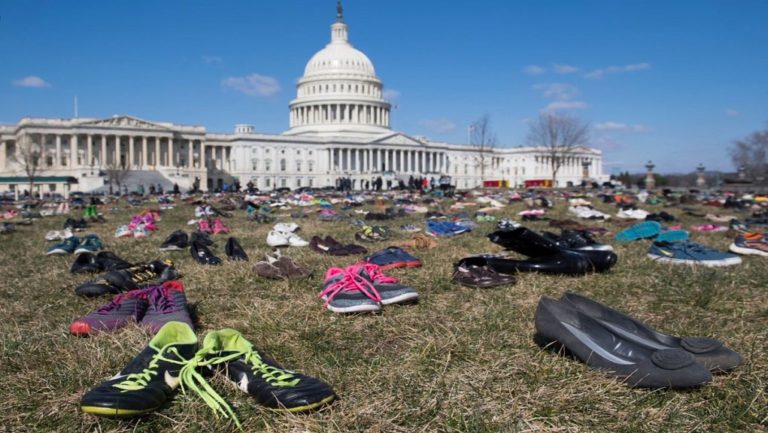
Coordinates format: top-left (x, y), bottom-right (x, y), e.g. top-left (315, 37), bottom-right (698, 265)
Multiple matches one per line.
top-left (139, 281), bottom-right (194, 333)
top-left (69, 291), bottom-right (148, 336)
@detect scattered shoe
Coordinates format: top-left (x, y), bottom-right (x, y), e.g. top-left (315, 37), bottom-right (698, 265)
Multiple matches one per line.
top-left (47, 236), bottom-right (81, 255)
top-left (364, 247), bottom-right (422, 270)
top-left (319, 267), bottom-right (381, 313)
top-left (543, 230), bottom-right (613, 252)
top-left (614, 221), bottom-right (662, 242)
top-left (266, 230), bottom-right (309, 247)
top-left (74, 234), bottom-right (103, 254)
top-left (160, 230), bottom-right (189, 251)
top-left (224, 237), bottom-right (249, 261)
top-left (115, 225), bottom-right (133, 238)
top-left (139, 281), bottom-right (195, 334)
top-left (729, 232), bottom-right (768, 257)
top-left (190, 241), bottom-right (222, 265)
top-left (79, 321), bottom-right (198, 417)
top-left (75, 259), bottom-right (179, 297)
top-left (648, 240), bottom-right (742, 267)
top-left (452, 256), bottom-right (516, 288)
top-left (69, 290), bottom-right (148, 336)
top-left (212, 218), bottom-right (230, 235)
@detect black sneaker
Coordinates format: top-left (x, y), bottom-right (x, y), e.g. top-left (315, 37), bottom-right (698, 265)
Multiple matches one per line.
top-left (224, 237), bottom-right (249, 261)
top-left (190, 241), bottom-right (222, 265)
top-left (75, 259), bottom-right (179, 297)
top-left (79, 321), bottom-right (198, 417)
top-left (201, 329), bottom-right (336, 412)
top-left (160, 230), bottom-right (189, 251)
top-left (190, 231), bottom-right (214, 246)
top-left (96, 251), bottom-right (133, 271)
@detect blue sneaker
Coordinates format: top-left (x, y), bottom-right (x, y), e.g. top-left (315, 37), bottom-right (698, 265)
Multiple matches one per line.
top-left (656, 229), bottom-right (689, 242)
top-left (648, 241), bottom-right (742, 267)
top-left (47, 236), bottom-right (81, 255)
top-left (615, 221), bottom-right (662, 242)
top-left (729, 232), bottom-right (768, 257)
top-left (364, 247), bottom-right (422, 270)
top-left (75, 234), bottom-right (103, 254)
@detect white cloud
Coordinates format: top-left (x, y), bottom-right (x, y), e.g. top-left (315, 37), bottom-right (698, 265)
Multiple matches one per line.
top-left (383, 89), bottom-right (401, 100)
top-left (553, 64), bottom-right (579, 74)
top-left (524, 65), bottom-right (546, 75)
top-left (585, 62), bottom-right (651, 79)
top-left (533, 83), bottom-right (579, 101)
top-left (221, 74), bottom-right (280, 97)
top-left (543, 101), bottom-right (588, 111)
top-left (13, 76), bottom-right (51, 88)
top-left (418, 118), bottom-right (457, 134)
top-left (725, 108), bottom-right (740, 117)
top-left (202, 55), bottom-right (223, 64)
top-left (594, 122), bottom-right (647, 132)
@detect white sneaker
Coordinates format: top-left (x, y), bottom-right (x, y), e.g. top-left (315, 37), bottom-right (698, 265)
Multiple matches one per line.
top-left (45, 230), bottom-right (60, 241)
top-left (115, 225), bottom-right (133, 238)
top-left (273, 222), bottom-right (299, 233)
top-left (194, 206), bottom-right (205, 218)
top-left (285, 232), bottom-right (308, 247)
top-left (266, 230), bottom-right (289, 247)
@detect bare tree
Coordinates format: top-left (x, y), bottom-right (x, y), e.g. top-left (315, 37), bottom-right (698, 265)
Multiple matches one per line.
top-left (730, 126), bottom-right (768, 183)
top-left (527, 113), bottom-right (590, 186)
top-left (105, 162), bottom-right (131, 195)
top-left (469, 114), bottom-right (497, 183)
top-left (11, 133), bottom-right (45, 195)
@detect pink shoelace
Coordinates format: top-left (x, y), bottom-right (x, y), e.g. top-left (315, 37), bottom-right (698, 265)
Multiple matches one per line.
top-left (358, 263), bottom-right (398, 284)
top-left (318, 266), bottom-right (381, 306)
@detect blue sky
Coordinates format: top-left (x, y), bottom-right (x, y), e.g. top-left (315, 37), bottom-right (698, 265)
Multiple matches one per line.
top-left (1, 0), bottom-right (766, 174)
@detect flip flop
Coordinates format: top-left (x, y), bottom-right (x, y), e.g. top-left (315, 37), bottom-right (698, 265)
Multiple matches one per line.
top-left (614, 221), bottom-right (662, 242)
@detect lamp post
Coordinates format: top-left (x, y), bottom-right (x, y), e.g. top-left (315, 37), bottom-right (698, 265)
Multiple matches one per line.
top-left (645, 160), bottom-right (656, 190)
top-left (696, 163), bottom-right (706, 188)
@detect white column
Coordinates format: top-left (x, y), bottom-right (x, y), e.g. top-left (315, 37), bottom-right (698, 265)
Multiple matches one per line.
top-left (344, 148), bottom-right (349, 171)
top-left (141, 136), bottom-right (148, 168)
top-left (55, 135), bottom-right (61, 167)
top-left (69, 135), bottom-right (78, 167)
top-left (114, 136), bottom-right (121, 167)
top-left (188, 139), bottom-right (194, 168)
top-left (154, 137), bottom-right (160, 167)
top-left (86, 135), bottom-right (93, 167)
top-left (101, 136), bottom-right (107, 166)
top-left (128, 136), bottom-right (135, 169)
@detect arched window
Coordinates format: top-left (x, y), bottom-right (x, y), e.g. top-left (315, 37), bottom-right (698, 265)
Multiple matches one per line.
top-left (280, 159), bottom-right (286, 171)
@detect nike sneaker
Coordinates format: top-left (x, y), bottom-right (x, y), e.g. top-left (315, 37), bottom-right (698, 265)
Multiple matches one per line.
top-left (729, 232), bottom-right (768, 256)
top-left (648, 241), bottom-right (742, 267)
top-left (200, 328), bottom-right (336, 412)
top-left (139, 281), bottom-right (194, 334)
top-left (69, 290), bottom-right (148, 336)
top-left (75, 259), bottom-right (179, 297)
top-left (79, 321), bottom-right (198, 417)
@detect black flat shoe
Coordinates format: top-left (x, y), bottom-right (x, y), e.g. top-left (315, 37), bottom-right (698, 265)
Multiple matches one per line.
top-left (483, 252), bottom-right (591, 276)
top-left (71, 252), bottom-right (102, 274)
top-left (560, 292), bottom-right (742, 372)
top-left (452, 257), bottom-right (516, 288)
top-left (225, 237), bottom-right (249, 261)
top-left (190, 241), bottom-right (222, 265)
top-left (488, 227), bottom-right (618, 272)
top-left (535, 296), bottom-right (712, 389)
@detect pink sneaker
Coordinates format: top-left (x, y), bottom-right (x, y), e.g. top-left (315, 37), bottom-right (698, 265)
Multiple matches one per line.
top-left (319, 267), bottom-right (381, 313)
top-left (691, 224), bottom-right (728, 232)
top-left (198, 219), bottom-right (213, 234)
top-left (212, 218), bottom-right (230, 234)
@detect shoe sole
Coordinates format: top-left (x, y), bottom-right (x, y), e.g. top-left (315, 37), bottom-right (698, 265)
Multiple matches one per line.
top-left (80, 405), bottom-right (155, 417)
top-left (647, 253), bottom-right (742, 267)
top-left (159, 246), bottom-right (185, 251)
top-left (46, 249), bottom-right (71, 255)
top-left (272, 394), bottom-right (337, 413)
top-left (729, 244), bottom-right (768, 257)
top-left (380, 292), bottom-right (420, 305)
top-left (74, 248), bottom-right (97, 255)
top-left (379, 260), bottom-right (423, 271)
top-left (326, 303), bottom-right (381, 313)
top-left (69, 321), bottom-right (94, 336)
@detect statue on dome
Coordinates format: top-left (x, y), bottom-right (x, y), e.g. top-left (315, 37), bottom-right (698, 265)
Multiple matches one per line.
top-left (336, 1), bottom-right (344, 22)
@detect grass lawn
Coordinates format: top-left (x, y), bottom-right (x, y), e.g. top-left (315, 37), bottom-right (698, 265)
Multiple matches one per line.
top-left (1, 195), bottom-right (766, 432)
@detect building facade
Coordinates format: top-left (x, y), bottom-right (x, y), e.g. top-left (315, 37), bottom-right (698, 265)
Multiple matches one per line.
top-left (0, 4), bottom-right (606, 198)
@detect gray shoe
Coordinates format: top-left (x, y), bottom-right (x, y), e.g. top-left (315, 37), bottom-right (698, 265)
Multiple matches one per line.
top-left (319, 268), bottom-right (381, 313)
top-left (139, 281), bottom-right (194, 334)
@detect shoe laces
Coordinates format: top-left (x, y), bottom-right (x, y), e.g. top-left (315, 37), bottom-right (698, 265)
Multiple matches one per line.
top-left (319, 267), bottom-right (381, 305)
top-left (358, 263), bottom-right (398, 284)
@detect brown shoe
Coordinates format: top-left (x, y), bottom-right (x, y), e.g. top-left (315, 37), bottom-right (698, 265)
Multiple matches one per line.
top-left (274, 256), bottom-right (312, 278)
top-left (394, 233), bottom-right (438, 250)
top-left (253, 261), bottom-right (284, 279)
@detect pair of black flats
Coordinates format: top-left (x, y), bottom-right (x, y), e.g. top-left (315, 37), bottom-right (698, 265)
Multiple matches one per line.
top-left (535, 293), bottom-right (742, 388)
top-left (473, 227), bottom-right (618, 275)
top-left (161, 230), bottom-right (248, 265)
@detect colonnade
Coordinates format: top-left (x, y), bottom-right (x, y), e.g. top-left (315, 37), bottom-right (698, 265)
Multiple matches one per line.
top-left (1, 133), bottom-right (232, 171)
top-left (291, 103), bottom-right (389, 128)
top-left (328, 147), bottom-right (445, 174)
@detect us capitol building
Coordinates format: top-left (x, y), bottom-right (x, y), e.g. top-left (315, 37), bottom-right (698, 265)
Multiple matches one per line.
top-left (0, 3), bottom-right (606, 197)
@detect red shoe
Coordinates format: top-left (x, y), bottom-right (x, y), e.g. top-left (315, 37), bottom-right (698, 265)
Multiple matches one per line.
top-left (198, 219), bottom-right (213, 234)
top-left (213, 218), bottom-right (230, 234)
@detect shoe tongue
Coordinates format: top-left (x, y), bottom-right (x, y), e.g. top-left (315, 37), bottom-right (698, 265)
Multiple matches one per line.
top-left (651, 349), bottom-right (696, 370)
top-left (680, 337), bottom-right (723, 354)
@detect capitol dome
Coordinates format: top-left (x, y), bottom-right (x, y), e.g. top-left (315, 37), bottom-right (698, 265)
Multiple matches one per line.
top-left (285, 2), bottom-right (391, 137)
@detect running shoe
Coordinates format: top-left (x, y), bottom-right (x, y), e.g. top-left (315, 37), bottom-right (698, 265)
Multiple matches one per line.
top-left (75, 234), bottom-right (103, 254)
top-left (75, 259), bottom-right (179, 297)
top-left (69, 290), bottom-right (148, 336)
top-left (648, 241), bottom-right (742, 267)
top-left (138, 281), bottom-right (194, 333)
top-left (356, 263), bottom-right (419, 305)
top-left (79, 321), bottom-right (198, 417)
top-left (364, 247), bottom-right (422, 270)
top-left (319, 267), bottom-right (381, 313)
top-left (729, 232), bottom-right (768, 257)
top-left (47, 236), bottom-right (81, 255)
top-left (197, 329), bottom-right (337, 412)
